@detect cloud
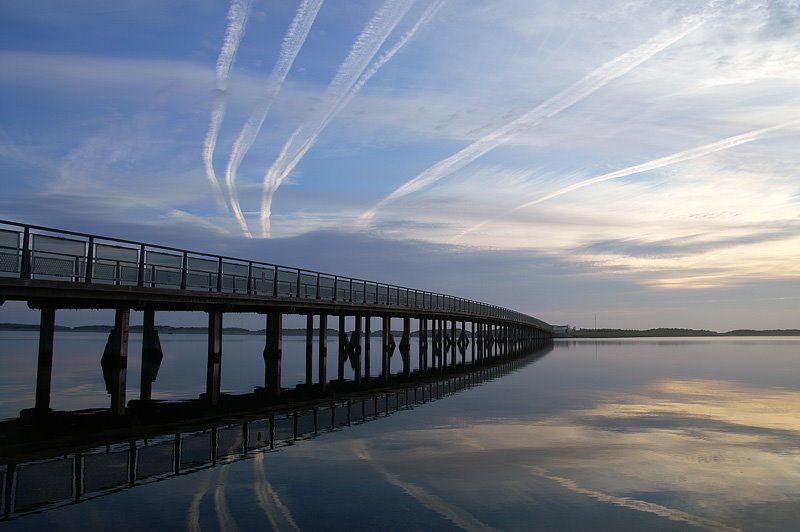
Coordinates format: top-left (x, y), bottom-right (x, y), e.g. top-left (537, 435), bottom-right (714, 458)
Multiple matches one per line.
top-left (462, 121), bottom-right (800, 237)
top-left (258, 0), bottom-right (425, 237)
top-left (224, 0), bottom-right (324, 237)
top-left (358, 11), bottom-right (708, 222)
top-left (203, 0), bottom-right (253, 215)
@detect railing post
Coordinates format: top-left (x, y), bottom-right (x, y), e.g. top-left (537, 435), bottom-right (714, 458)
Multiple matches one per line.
top-left (272, 266), bottom-right (279, 297)
top-left (296, 270), bottom-right (302, 298)
top-left (180, 251), bottom-right (188, 290)
top-left (84, 236), bottom-right (94, 283)
top-left (217, 257), bottom-right (223, 292)
top-left (20, 225), bottom-right (31, 279)
top-left (316, 273), bottom-right (321, 299)
top-left (333, 276), bottom-right (338, 301)
top-left (349, 278), bottom-right (353, 302)
top-left (247, 261), bottom-right (253, 294)
top-left (137, 244), bottom-right (145, 287)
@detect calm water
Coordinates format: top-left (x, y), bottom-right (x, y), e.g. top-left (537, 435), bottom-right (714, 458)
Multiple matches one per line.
top-left (2, 335), bottom-right (800, 531)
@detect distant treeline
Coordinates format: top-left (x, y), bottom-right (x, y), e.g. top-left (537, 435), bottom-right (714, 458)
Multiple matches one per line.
top-left (568, 328), bottom-right (800, 338)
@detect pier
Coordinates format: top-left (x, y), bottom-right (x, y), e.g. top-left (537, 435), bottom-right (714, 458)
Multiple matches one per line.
top-left (0, 220), bottom-right (553, 416)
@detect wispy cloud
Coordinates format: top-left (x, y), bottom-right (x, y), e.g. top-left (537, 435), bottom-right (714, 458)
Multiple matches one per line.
top-left (225, 0), bottom-right (324, 238)
top-left (461, 121), bottom-right (800, 237)
top-left (258, 0), bottom-right (424, 237)
top-left (358, 13), bottom-right (708, 223)
top-left (203, 0), bottom-right (253, 214)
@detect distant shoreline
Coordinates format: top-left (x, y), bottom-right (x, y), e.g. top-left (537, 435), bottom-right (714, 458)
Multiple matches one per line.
top-left (564, 327), bottom-right (800, 338)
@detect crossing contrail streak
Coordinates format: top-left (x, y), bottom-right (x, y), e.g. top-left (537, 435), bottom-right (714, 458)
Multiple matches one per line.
top-left (258, 0), bottom-right (421, 237)
top-left (203, 0), bottom-right (252, 214)
top-left (358, 14), bottom-right (708, 224)
top-left (460, 121), bottom-right (799, 237)
top-left (259, 0), bottom-right (443, 238)
top-left (225, 0), bottom-right (324, 238)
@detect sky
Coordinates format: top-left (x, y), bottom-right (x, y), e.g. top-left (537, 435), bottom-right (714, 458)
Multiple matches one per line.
top-left (0, 0), bottom-right (798, 331)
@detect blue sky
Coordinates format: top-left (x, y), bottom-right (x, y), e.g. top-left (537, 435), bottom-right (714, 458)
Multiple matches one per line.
top-left (1, 0), bottom-right (798, 330)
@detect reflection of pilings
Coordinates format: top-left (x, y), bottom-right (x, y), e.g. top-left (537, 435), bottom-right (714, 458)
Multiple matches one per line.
top-left (35, 307), bottom-right (56, 412)
top-left (173, 433), bottom-right (181, 473)
top-left (263, 311), bottom-right (282, 399)
top-left (206, 311), bottom-right (222, 406)
top-left (74, 451), bottom-right (83, 503)
top-left (4, 463), bottom-right (15, 519)
top-left (128, 441), bottom-right (137, 487)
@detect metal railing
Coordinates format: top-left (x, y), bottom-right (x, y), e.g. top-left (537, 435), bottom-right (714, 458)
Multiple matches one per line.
top-left (0, 220), bottom-right (551, 330)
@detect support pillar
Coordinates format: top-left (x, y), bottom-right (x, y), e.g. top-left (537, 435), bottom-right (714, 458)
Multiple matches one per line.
top-left (354, 316), bottom-right (362, 385)
top-left (400, 316), bottom-right (411, 378)
top-left (451, 319), bottom-right (457, 367)
top-left (305, 314), bottom-right (313, 386)
top-left (263, 311), bottom-right (282, 399)
top-left (338, 315), bottom-right (346, 381)
top-left (318, 314), bottom-right (327, 391)
top-left (140, 308), bottom-right (163, 402)
top-left (431, 318), bottom-right (438, 370)
top-left (478, 322), bottom-right (484, 364)
top-left (471, 321), bottom-right (476, 365)
top-left (381, 316), bottom-right (390, 382)
top-left (206, 311), bottom-right (222, 405)
top-left (101, 308), bottom-right (130, 416)
top-left (418, 318), bottom-right (427, 374)
top-left (364, 316), bottom-right (371, 379)
top-left (35, 307), bottom-right (56, 413)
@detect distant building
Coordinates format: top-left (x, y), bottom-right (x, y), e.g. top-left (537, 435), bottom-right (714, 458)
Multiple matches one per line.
top-left (552, 325), bottom-right (569, 337)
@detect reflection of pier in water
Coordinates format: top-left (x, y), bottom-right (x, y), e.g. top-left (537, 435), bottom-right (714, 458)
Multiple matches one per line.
top-left (0, 346), bottom-right (552, 521)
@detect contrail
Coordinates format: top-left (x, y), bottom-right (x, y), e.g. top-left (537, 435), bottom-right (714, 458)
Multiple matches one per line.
top-left (203, 0), bottom-right (252, 214)
top-left (460, 121), bottom-right (799, 237)
top-left (259, 0), bottom-right (444, 238)
top-left (225, 0), bottom-right (324, 237)
top-left (358, 14), bottom-right (708, 223)
top-left (258, 0), bottom-right (424, 237)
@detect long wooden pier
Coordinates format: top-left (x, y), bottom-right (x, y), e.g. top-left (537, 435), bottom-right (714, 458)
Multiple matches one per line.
top-left (0, 220), bottom-right (553, 416)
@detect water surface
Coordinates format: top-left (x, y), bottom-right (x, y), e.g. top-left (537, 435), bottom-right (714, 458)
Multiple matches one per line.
top-left (2, 336), bottom-right (800, 530)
